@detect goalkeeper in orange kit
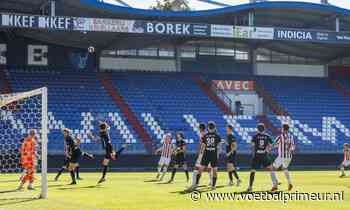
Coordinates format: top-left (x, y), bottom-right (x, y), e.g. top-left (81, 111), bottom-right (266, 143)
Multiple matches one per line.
top-left (18, 129), bottom-right (37, 190)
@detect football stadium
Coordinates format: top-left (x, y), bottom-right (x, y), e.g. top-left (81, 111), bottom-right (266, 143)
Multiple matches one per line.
top-left (0, 0), bottom-right (350, 209)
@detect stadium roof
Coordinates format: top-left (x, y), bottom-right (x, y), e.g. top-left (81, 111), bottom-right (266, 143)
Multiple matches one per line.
top-left (2, 0), bottom-right (350, 61)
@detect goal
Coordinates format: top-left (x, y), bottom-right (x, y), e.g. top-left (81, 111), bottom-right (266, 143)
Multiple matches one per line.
top-left (0, 87), bottom-right (48, 199)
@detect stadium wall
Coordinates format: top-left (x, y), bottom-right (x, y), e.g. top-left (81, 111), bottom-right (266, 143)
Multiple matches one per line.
top-left (256, 63), bottom-right (326, 77)
top-left (48, 154), bottom-right (343, 171)
top-left (182, 57), bottom-right (252, 75)
top-left (100, 57), bottom-right (177, 72)
top-left (0, 34), bottom-right (97, 70)
top-left (226, 92), bottom-right (263, 115)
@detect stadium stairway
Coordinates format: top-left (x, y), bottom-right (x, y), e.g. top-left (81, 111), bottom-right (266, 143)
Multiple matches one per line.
top-left (98, 74), bottom-right (153, 153)
top-left (249, 81), bottom-right (282, 135)
top-left (254, 82), bottom-right (289, 116)
top-left (0, 67), bottom-right (12, 94)
top-left (193, 75), bottom-right (233, 115)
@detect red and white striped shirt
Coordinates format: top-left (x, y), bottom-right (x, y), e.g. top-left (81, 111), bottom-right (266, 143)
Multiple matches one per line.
top-left (198, 132), bottom-right (205, 154)
top-left (275, 132), bottom-right (294, 159)
top-left (344, 148), bottom-right (350, 161)
top-left (161, 142), bottom-right (173, 159)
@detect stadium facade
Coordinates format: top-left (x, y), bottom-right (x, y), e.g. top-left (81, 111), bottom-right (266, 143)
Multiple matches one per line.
top-left (0, 0), bottom-right (350, 170)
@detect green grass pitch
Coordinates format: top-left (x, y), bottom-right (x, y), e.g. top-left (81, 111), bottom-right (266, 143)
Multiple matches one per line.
top-left (0, 171), bottom-right (349, 210)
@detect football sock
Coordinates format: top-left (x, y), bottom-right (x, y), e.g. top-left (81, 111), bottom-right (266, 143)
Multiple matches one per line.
top-left (185, 170), bottom-right (189, 181)
top-left (209, 170), bottom-right (213, 186)
top-left (233, 170), bottom-right (240, 180)
top-left (70, 171), bottom-right (76, 183)
top-left (28, 181), bottom-right (33, 188)
top-left (228, 171), bottom-right (233, 182)
top-left (341, 166), bottom-right (345, 175)
top-left (195, 173), bottom-right (201, 185)
top-left (55, 168), bottom-right (65, 180)
top-left (192, 170), bottom-right (198, 185)
top-left (83, 152), bottom-right (94, 159)
top-left (249, 172), bottom-right (255, 188)
top-left (157, 166), bottom-right (162, 178)
top-left (76, 166), bottom-right (80, 178)
top-left (160, 166), bottom-right (167, 180)
top-left (270, 171), bottom-right (278, 186)
top-left (102, 165), bottom-right (108, 179)
top-left (170, 168), bottom-right (176, 181)
top-left (116, 147), bottom-right (125, 156)
top-left (212, 176), bottom-right (217, 187)
top-left (283, 169), bottom-right (292, 185)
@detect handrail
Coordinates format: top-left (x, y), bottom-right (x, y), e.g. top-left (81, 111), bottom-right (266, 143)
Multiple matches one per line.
top-left (211, 83), bottom-right (234, 113)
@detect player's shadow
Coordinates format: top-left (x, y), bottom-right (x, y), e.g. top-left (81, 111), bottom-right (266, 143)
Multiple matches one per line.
top-left (171, 185), bottom-right (226, 194)
top-left (235, 190), bottom-right (283, 195)
top-left (144, 179), bottom-right (159, 183)
top-left (155, 182), bottom-right (174, 185)
top-left (0, 189), bottom-right (19, 194)
top-left (0, 197), bottom-right (38, 206)
top-left (56, 185), bottom-right (103, 190)
top-left (47, 184), bottom-right (66, 188)
top-left (0, 179), bottom-right (19, 183)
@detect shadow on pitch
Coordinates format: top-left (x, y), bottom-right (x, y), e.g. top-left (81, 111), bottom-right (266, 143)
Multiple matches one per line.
top-left (170, 185), bottom-right (226, 194)
top-left (235, 190), bottom-right (283, 195)
top-left (0, 197), bottom-right (38, 206)
top-left (0, 179), bottom-right (20, 183)
top-left (155, 181), bottom-right (174, 185)
top-left (56, 185), bottom-right (103, 190)
top-left (48, 184), bottom-right (66, 188)
top-left (144, 179), bottom-right (160, 183)
top-left (0, 189), bottom-right (19, 194)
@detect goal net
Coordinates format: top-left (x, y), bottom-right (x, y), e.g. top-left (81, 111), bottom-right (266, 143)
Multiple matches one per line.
top-left (0, 87), bottom-right (48, 199)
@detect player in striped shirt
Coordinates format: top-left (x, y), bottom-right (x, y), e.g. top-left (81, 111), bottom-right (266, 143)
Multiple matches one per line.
top-left (155, 133), bottom-right (173, 181)
top-left (340, 143), bottom-right (350, 177)
top-left (191, 123), bottom-right (206, 186)
top-left (272, 124), bottom-right (295, 191)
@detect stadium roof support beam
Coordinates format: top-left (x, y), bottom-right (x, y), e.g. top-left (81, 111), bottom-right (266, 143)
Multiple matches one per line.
top-left (196, 0), bottom-right (231, 7)
top-left (114, 0), bottom-right (131, 7)
top-left (336, 17), bottom-right (340, 32)
top-left (250, 0), bottom-right (268, 2)
top-left (50, 0), bottom-right (55, 16)
top-left (249, 12), bottom-right (254, 26)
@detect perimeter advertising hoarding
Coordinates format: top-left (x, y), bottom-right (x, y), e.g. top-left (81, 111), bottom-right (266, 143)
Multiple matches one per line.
top-left (212, 80), bottom-right (254, 91)
top-left (2, 13), bottom-right (350, 44)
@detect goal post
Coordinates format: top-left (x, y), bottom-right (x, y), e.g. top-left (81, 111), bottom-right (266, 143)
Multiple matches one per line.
top-left (0, 87), bottom-right (48, 199)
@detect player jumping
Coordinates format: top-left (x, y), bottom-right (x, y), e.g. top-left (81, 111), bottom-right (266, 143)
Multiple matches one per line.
top-left (89, 122), bottom-right (126, 184)
top-left (54, 133), bottom-right (94, 182)
top-left (225, 125), bottom-right (241, 187)
top-left (340, 143), bottom-right (350, 177)
top-left (154, 133), bottom-right (173, 181)
top-left (62, 128), bottom-right (82, 185)
top-left (18, 129), bottom-right (37, 190)
top-left (272, 123), bottom-right (295, 191)
top-left (247, 123), bottom-right (278, 192)
top-left (168, 132), bottom-right (189, 183)
top-left (189, 121), bottom-right (222, 190)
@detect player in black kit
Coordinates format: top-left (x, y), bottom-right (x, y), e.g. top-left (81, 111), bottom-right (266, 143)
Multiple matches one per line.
top-left (54, 129), bottom-right (94, 182)
top-left (62, 128), bottom-right (82, 185)
top-left (189, 121), bottom-right (222, 190)
top-left (168, 132), bottom-right (189, 183)
top-left (247, 123), bottom-right (278, 192)
top-left (225, 125), bottom-right (241, 187)
top-left (89, 122), bottom-right (127, 184)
